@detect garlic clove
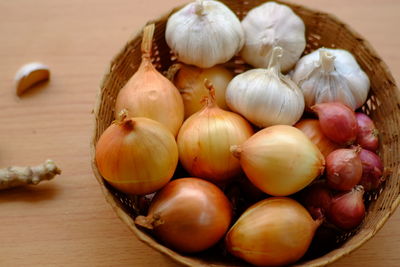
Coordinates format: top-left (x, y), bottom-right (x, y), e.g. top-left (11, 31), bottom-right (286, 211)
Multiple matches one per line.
top-left (15, 62), bottom-right (50, 96)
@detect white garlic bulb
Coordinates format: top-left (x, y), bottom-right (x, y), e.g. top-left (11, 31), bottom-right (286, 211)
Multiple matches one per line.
top-left (226, 47), bottom-right (305, 128)
top-left (165, 0), bottom-right (244, 68)
top-left (240, 1), bottom-right (306, 72)
top-left (292, 48), bottom-right (370, 110)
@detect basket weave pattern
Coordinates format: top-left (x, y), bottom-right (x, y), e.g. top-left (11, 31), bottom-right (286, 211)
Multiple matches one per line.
top-left (91, 1), bottom-right (400, 266)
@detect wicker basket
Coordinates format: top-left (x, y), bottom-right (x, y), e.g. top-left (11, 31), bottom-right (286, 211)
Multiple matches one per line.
top-left (91, 0), bottom-right (400, 266)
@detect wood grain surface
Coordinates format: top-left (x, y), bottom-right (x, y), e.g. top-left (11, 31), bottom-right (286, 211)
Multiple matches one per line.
top-left (0, 0), bottom-right (399, 266)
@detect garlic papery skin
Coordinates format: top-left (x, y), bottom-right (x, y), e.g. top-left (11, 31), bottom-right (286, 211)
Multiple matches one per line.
top-left (292, 48), bottom-right (370, 110)
top-left (240, 1), bottom-right (306, 72)
top-left (165, 0), bottom-right (244, 68)
top-left (177, 80), bottom-right (254, 183)
top-left (226, 46), bottom-right (305, 128)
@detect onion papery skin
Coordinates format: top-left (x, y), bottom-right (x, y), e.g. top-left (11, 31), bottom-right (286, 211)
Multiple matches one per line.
top-left (233, 125), bottom-right (325, 196)
top-left (295, 119), bottom-right (341, 158)
top-left (177, 105), bottom-right (254, 183)
top-left (136, 177), bottom-right (233, 253)
top-left (225, 197), bottom-right (320, 267)
top-left (172, 64), bottom-right (233, 119)
top-left (95, 117), bottom-right (178, 195)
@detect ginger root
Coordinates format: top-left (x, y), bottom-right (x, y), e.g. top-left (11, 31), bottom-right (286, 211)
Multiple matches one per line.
top-left (0, 160), bottom-right (61, 190)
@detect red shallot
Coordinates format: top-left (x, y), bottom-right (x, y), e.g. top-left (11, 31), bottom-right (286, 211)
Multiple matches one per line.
top-left (359, 148), bottom-right (384, 191)
top-left (312, 102), bottom-right (358, 145)
top-left (300, 181), bottom-right (333, 219)
top-left (356, 112), bottom-right (379, 152)
top-left (328, 186), bottom-right (365, 230)
top-left (326, 148), bottom-right (362, 191)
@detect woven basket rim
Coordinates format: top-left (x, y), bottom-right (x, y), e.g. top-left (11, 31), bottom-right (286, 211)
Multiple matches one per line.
top-left (90, 1), bottom-right (400, 266)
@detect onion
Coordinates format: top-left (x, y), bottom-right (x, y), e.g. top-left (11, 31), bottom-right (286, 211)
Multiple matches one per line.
top-left (326, 148), bottom-right (362, 191)
top-left (177, 80), bottom-right (254, 183)
top-left (356, 112), bottom-right (379, 151)
top-left (295, 119), bottom-right (341, 158)
top-left (135, 177), bottom-right (232, 253)
top-left (299, 181), bottom-right (333, 219)
top-left (231, 125), bottom-right (325, 196)
top-left (225, 197), bottom-right (321, 266)
top-left (168, 63), bottom-right (233, 118)
top-left (312, 102), bottom-right (358, 145)
top-left (327, 185), bottom-right (365, 230)
top-left (95, 113), bottom-right (178, 195)
top-left (114, 24), bottom-right (184, 136)
top-left (359, 148), bottom-right (384, 191)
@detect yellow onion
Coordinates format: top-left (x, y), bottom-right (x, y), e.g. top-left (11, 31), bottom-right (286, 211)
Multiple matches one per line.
top-left (114, 23), bottom-right (184, 136)
top-left (95, 113), bottom-right (178, 195)
top-left (168, 63), bottom-right (233, 118)
top-left (177, 80), bottom-right (254, 184)
top-left (135, 177), bottom-right (232, 253)
top-left (231, 125), bottom-right (325, 196)
top-left (295, 119), bottom-right (341, 158)
top-left (225, 197), bottom-right (322, 267)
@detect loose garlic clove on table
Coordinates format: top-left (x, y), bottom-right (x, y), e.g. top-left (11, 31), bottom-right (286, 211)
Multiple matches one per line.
top-left (15, 62), bottom-right (50, 96)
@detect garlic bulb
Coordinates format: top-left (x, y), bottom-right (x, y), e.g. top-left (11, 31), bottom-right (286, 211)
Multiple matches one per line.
top-left (292, 48), bottom-right (370, 110)
top-left (165, 0), bottom-right (244, 68)
top-left (226, 46), bottom-right (305, 128)
top-left (240, 1), bottom-right (306, 72)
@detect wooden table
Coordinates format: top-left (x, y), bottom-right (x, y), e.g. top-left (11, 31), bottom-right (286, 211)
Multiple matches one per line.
top-left (0, 0), bottom-right (399, 266)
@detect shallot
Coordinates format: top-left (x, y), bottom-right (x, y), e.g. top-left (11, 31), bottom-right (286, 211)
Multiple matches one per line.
top-left (326, 148), bottom-right (362, 191)
top-left (312, 102), bottom-right (358, 145)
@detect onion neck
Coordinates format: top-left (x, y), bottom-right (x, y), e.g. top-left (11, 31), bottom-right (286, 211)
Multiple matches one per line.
top-left (141, 23), bottom-right (155, 61)
top-left (165, 63), bottom-right (182, 81)
top-left (135, 213), bottom-right (164, 230)
top-left (319, 50), bottom-right (335, 73)
top-left (195, 0), bottom-right (205, 16)
top-left (122, 119), bottom-right (135, 131)
top-left (267, 46), bottom-right (283, 75)
top-left (314, 216), bottom-right (324, 229)
top-left (203, 79), bottom-right (217, 108)
top-left (354, 185), bottom-right (365, 195)
top-left (230, 145), bottom-right (242, 159)
top-left (116, 109), bottom-right (135, 131)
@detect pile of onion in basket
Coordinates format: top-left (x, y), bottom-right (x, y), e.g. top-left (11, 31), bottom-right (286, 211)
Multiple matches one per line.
top-left (95, 1), bottom-right (385, 266)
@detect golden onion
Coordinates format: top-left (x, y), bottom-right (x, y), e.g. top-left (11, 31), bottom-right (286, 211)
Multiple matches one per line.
top-left (231, 125), bottom-right (325, 196)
